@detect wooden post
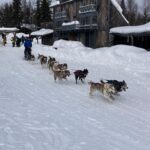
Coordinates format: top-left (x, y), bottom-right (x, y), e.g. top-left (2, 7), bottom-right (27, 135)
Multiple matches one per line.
top-left (96, 0), bottom-right (110, 47)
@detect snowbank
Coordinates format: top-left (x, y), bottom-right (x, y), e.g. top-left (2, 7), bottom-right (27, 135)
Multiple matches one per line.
top-left (53, 39), bottom-right (85, 49)
top-left (33, 39), bottom-right (149, 71)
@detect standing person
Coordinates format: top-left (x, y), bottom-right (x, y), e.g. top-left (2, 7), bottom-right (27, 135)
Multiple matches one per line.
top-left (21, 35), bottom-right (25, 44)
top-left (16, 37), bottom-right (21, 47)
top-left (36, 37), bottom-right (39, 44)
top-left (11, 37), bottom-right (15, 47)
top-left (2, 33), bottom-right (7, 46)
top-left (1, 33), bottom-right (5, 39)
top-left (24, 37), bottom-right (32, 60)
top-left (11, 32), bottom-right (17, 47)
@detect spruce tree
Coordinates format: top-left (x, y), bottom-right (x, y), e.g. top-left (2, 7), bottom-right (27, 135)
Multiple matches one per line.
top-left (22, 0), bottom-right (27, 23)
top-left (3, 3), bottom-right (13, 27)
top-left (121, 0), bottom-right (127, 16)
top-left (12, 0), bottom-right (22, 27)
top-left (22, 0), bottom-right (33, 24)
top-left (126, 0), bottom-right (138, 25)
top-left (35, 0), bottom-right (41, 26)
top-left (40, 0), bottom-right (51, 23)
top-left (143, 0), bottom-right (150, 23)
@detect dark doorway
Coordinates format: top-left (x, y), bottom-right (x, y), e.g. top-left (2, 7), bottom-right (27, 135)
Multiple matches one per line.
top-left (85, 31), bottom-right (96, 48)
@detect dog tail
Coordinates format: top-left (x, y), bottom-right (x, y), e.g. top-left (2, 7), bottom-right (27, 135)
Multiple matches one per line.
top-left (100, 80), bottom-right (105, 83)
top-left (100, 78), bottom-right (109, 83)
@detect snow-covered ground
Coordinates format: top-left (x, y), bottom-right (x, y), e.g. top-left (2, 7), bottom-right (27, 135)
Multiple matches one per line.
top-left (0, 38), bottom-right (150, 150)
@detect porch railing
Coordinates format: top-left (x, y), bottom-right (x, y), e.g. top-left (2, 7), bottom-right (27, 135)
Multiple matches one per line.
top-left (79, 4), bottom-right (96, 14)
top-left (54, 11), bottom-right (67, 19)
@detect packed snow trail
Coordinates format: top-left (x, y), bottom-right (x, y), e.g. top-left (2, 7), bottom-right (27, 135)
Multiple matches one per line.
top-left (0, 42), bottom-right (150, 150)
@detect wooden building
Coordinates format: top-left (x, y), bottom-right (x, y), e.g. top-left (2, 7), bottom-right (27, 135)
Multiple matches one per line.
top-left (31, 28), bottom-right (54, 45)
top-left (110, 22), bottom-right (150, 50)
top-left (51, 0), bottom-right (128, 48)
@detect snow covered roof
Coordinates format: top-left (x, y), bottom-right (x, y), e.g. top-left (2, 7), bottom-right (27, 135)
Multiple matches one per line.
top-left (111, 0), bottom-right (129, 24)
top-left (110, 22), bottom-right (150, 35)
top-left (50, 0), bottom-right (73, 7)
top-left (31, 29), bottom-right (54, 36)
top-left (21, 24), bottom-right (37, 30)
top-left (59, 0), bottom-right (73, 5)
top-left (0, 27), bottom-right (19, 33)
top-left (50, 0), bottom-right (60, 7)
top-left (62, 21), bottom-right (80, 26)
top-left (16, 33), bottom-right (29, 38)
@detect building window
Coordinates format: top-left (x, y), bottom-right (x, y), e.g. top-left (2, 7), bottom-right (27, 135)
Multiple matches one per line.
top-left (92, 15), bottom-right (97, 24)
top-left (55, 21), bottom-right (62, 28)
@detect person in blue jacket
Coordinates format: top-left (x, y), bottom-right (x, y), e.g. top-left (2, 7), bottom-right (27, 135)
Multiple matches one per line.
top-left (24, 37), bottom-right (32, 60)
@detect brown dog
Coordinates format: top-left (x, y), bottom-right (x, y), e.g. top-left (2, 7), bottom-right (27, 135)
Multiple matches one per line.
top-left (53, 63), bottom-right (68, 72)
top-left (47, 56), bottom-right (56, 69)
top-left (48, 58), bottom-right (57, 71)
top-left (53, 70), bottom-right (71, 81)
top-left (38, 54), bottom-right (47, 66)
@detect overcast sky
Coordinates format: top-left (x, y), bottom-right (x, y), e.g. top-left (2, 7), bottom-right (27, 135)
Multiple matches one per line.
top-left (0, 0), bottom-right (11, 4)
top-left (0, 0), bottom-right (144, 7)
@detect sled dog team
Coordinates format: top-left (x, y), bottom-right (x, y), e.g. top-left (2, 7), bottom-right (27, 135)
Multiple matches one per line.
top-left (30, 54), bottom-right (128, 102)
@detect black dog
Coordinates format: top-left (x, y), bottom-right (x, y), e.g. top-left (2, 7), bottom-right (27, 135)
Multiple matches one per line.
top-left (101, 80), bottom-right (128, 93)
top-left (74, 69), bottom-right (88, 84)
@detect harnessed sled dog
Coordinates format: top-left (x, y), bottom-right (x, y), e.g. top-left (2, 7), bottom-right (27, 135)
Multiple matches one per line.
top-left (74, 69), bottom-right (88, 84)
top-left (88, 81), bottom-right (116, 102)
top-left (100, 80), bottom-right (128, 95)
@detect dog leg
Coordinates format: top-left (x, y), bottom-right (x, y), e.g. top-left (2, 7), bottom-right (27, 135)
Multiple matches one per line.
top-left (54, 74), bottom-right (57, 82)
top-left (75, 75), bottom-right (78, 84)
top-left (107, 97), bottom-right (113, 102)
top-left (103, 91), bottom-right (113, 102)
top-left (104, 94), bottom-right (113, 102)
top-left (81, 78), bottom-right (84, 83)
top-left (110, 95), bottom-right (115, 100)
top-left (89, 89), bottom-right (93, 96)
